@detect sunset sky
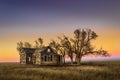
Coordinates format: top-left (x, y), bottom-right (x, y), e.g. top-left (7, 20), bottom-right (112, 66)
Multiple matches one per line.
top-left (0, 0), bottom-right (120, 62)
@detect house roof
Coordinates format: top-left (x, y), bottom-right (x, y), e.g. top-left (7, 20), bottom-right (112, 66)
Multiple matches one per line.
top-left (22, 48), bottom-right (36, 54)
top-left (22, 46), bottom-right (60, 55)
top-left (40, 46), bottom-right (57, 55)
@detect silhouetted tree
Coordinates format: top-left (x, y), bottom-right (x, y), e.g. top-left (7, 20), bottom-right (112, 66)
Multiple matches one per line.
top-left (34, 37), bottom-right (44, 48)
top-left (72, 28), bottom-right (109, 64)
top-left (49, 37), bottom-right (67, 63)
top-left (34, 40), bottom-right (39, 48)
top-left (57, 37), bottom-right (67, 64)
top-left (58, 47), bottom-right (66, 64)
top-left (24, 42), bottom-right (32, 48)
top-left (17, 41), bottom-right (24, 53)
top-left (49, 39), bottom-right (67, 64)
top-left (17, 41), bottom-right (24, 64)
top-left (58, 35), bottom-right (74, 64)
top-left (49, 40), bottom-right (59, 51)
top-left (38, 37), bottom-right (43, 48)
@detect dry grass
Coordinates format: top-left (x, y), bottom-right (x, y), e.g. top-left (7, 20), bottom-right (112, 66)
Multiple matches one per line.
top-left (0, 60), bottom-right (120, 80)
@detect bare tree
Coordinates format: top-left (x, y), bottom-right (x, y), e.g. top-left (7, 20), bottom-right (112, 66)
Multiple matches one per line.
top-left (24, 42), bottom-right (32, 48)
top-left (34, 40), bottom-right (39, 48)
top-left (38, 37), bottom-right (43, 48)
top-left (17, 41), bottom-right (24, 53)
top-left (57, 37), bottom-right (68, 64)
top-left (49, 40), bottom-right (59, 51)
top-left (58, 35), bottom-right (74, 64)
top-left (49, 39), bottom-right (67, 64)
top-left (72, 28), bottom-right (109, 64)
top-left (17, 41), bottom-right (24, 64)
top-left (34, 37), bottom-right (44, 48)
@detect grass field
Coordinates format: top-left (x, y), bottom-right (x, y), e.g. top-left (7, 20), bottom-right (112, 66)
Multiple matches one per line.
top-left (0, 60), bottom-right (120, 80)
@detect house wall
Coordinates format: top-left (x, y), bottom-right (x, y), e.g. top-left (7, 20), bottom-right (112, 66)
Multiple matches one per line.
top-left (20, 52), bottom-right (26, 64)
top-left (34, 50), bottom-right (41, 65)
top-left (41, 54), bottom-right (62, 65)
top-left (19, 48), bottom-right (63, 65)
top-left (32, 55), bottom-right (36, 64)
top-left (26, 53), bottom-right (33, 64)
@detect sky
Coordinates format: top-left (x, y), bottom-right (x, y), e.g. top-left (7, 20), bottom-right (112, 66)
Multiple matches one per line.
top-left (0, 0), bottom-right (120, 62)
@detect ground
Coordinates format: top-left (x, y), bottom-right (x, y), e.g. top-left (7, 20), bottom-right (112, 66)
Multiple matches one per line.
top-left (0, 60), bottom-right (120, 80)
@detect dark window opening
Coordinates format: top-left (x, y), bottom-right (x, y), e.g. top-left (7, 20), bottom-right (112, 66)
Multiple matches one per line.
top-left (26, 54), bottom-right (33, 64)
top-left (50, 55), bottom-right (52, 61)
top-left (41, 57), bottom-right (43, 61)
top-left (28, 57), bottom-right (31, 61)
top-left (58, 56), bottom-right (61, 62)
top-left (45, 56), bottom-right (47, 61)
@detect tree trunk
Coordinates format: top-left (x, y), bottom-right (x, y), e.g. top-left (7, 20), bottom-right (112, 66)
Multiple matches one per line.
top-left (76, 56), bottom-right (82, 65)
top-left (71, 58), bottom-right (73, 64)
top-left (63, 51), bottom-right (65, 64)
top-left (75, 57), bottom-right (77, 63)
top-left (63, 56), bottom-right (65, 64)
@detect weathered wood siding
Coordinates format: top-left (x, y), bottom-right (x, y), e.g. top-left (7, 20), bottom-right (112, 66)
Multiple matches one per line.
top-left (19, 47), bottom-right (63, 65)
top-left (40, 54), bottom-right (62, 65)
top-left (20, 52), bottom-right (26, 64)
top-left (34, 50), bottom-right (41, 64)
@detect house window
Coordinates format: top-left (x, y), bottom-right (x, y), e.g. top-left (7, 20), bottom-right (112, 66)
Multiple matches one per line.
top-left (47, 49), bottom-right (51, 52)
top-left (41, 56), bottom-right (43, 61)
top-left (44, 55), bottom-right (47, 61)
top-left (50, 55), bottom-right (52, 61)
top-left (28, 57), bottom-right (31, 61)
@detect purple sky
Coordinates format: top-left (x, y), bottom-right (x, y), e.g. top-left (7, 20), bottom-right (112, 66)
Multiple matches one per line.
top-left (0, 0), bottom-right (120, 62)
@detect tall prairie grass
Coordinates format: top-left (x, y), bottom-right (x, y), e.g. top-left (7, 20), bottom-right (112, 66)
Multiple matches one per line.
top-left (0, 61), bottom-right (120, 80)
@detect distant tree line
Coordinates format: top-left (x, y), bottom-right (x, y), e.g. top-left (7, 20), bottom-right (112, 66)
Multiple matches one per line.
top-left (17, 28), bottom-right (109, 65)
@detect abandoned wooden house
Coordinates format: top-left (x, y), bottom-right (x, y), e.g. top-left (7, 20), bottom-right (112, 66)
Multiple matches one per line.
top-left (19, 46), bottom-right (62, 65)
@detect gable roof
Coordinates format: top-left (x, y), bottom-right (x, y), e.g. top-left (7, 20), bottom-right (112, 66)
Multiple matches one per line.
top-left (40, 46), bottom-right (57, 55)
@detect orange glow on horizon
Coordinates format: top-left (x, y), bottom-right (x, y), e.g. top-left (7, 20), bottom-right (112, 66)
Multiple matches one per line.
top-left (0, 27), bottom-right (120, 62)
